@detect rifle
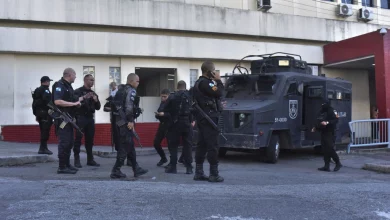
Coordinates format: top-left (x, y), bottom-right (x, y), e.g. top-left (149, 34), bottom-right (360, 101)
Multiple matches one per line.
top-left (114, 104), bottom-right (143, 148)
top-left (191, 102), bottom-right (227, 141)
top-left (47, 102), bottom-right (84, 135)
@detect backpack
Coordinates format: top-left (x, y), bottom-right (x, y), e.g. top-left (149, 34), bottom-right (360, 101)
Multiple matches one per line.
top-left (175, 91), bottom-right (191, 117)
top-left (31, 87), bottom-right (39, 116)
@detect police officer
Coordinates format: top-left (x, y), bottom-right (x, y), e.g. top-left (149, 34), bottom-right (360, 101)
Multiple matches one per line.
top-left (104, 84), bottom-right (124, 152)
top-left (110, 73), bottom-right (148, 179)
top-left (73, 74), bottom-right (101, 168)
top-left (32, 76), bottom-right (54, 155)
top-left (159, 81), bottom-right (193, 174)
top-left (192, 61), bottom-right (224, 182)
top-left (312, 101), bottom-right (342, 172)
top-left (153, 89), bottom-right (170, 166)
top-left (52, 68), bottom-right (83, 174)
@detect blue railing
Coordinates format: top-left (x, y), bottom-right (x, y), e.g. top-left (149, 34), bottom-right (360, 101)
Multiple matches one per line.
top-left (347, 119), bottom-right (390, 153)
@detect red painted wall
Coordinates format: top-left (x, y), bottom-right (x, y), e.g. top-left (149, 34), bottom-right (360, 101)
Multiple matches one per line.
top-left (323, 29), bottom-right (390, 118)
top-left (1, 123), bottom-right (167, 147)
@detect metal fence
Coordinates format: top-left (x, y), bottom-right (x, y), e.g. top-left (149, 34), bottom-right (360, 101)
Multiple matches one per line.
top-left (348, 119), bottom-right (390, 153)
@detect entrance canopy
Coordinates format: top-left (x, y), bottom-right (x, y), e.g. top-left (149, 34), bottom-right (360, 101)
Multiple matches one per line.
top-left (323, 28), bottom-right (390, 118)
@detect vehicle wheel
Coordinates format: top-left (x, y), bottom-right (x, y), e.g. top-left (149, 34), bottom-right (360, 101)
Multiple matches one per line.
top-left (265, 134), bottom-right (280, 164)
top-left (218, 147), bottom-right (228, 157)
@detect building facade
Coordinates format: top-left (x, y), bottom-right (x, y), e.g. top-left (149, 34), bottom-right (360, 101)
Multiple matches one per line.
top-left (1, 0), bottom-right (389, 145)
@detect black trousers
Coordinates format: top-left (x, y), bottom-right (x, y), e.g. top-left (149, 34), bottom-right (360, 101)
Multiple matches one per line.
top-left (153, 122), bottom-right (168, 159)
top-left (114, 125), bottom-right (137, 168)
top-left (321, 131), bottom-right (340, 166)
top-left (38, 115), bottom-right (53, 147)
top-left (195, 117), bottom-right (219, 165)
top-left (73, 115), bottom-right (95, 160)
top-left (167, 119), bottom-right (193, 166)
top-left (57, 122), bottom-right (74, 169)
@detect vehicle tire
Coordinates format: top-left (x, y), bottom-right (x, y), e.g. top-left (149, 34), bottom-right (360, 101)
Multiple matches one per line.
top-left (218, 147), bottom-right (227, 157)
top-left (265, 134), bottom-right (280, 164)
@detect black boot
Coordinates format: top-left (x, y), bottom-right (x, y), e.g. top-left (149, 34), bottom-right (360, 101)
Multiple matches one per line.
top-left (57, 167), bottom-right (77, 174)
top-left (165, 164), bottom-right (177, 174)
top-left (185, 163), bottom-right (193, 174)
top-left (87, 154), bottom-right (100, 167)
top-left (318, 163), bottom-right (330, 172)
top-left (209, 164), bottom-right (224, 182)
top-left (66, 156), bottom-right (79, 172)
top-left (178, 155), bottom-right (184, 164)
top-left (193, 164), bottom-right (208, 181)
top-left (38, 144), bottom-right (53, 155)
top-left (110, 167), bottom-right (126, 179)
top-left (334, 163), bottom-right (342, 172)
top-left (74, 154), bottom-right (82, 168)
top-left (133, 163), bottom-right (148, 177)
top-left (157, 157), bottom-right (168, 166)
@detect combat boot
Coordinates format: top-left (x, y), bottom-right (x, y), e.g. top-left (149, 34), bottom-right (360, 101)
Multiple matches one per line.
top-left (193, 164), bottom-right (208, 181)
top-left (110, 168), bottom-right (126, 179)
top-left (318, 164), bottom-right (330, 172)
top-left (208, 164), bottom-right (224, 183)
top-left (133, 163), bottom-right (148, 177)
top-left (165, 164), bottom-right (177, 174)
top-left (185, 163), bottom-right (193, 174)
top-left (38, 144), bottom-right (53, 155)
top-left (126, 159), bottom-right (132, 167)
top-left (57, 167), bottom-right (77, 174)
top-left (87, 155), bottom-right (100, 167)
top-left (74, 154), bottom-right (82, 168)
top-left (157, 157), bottom-right (168, 166)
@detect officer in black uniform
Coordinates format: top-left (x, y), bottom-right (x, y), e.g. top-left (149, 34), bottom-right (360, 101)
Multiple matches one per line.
top-left (192, 61), bottom-right (224, 182)
top-left (153, 88), bottom-right (170, 166)
top-left (110, 73), bottom-right (148, 179)
top-left (32, 76), bottom-right (54, 155)
top-left (52, 68), bottom-right (83, 174)
top-left (312, 101), bottom-right (343, 172)
top-left (104, 84), bottom-right (124, 152)
top-left (73, 74), bottom-right (101, 168)
top-left (159, 81), bottom-right (193, 174)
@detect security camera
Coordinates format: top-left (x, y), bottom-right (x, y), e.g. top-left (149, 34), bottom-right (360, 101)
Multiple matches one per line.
top-left (379, 28), bottom-right (387, 36)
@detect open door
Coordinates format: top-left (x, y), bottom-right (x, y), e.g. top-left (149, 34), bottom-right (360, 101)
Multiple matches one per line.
top-left (302, 82), bottom-right (326, 145)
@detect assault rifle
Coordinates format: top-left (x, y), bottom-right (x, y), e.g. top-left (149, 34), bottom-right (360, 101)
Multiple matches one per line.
top-left (47, 102), bottom-right (84, 135)
top-left (191, 102), bottom-right (227, 141)
top-left (114, 104), bottom-right (143, 148)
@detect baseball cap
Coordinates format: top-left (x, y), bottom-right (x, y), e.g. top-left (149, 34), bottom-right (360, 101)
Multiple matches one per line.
top-left (40, 76), bottom-right (53, 82)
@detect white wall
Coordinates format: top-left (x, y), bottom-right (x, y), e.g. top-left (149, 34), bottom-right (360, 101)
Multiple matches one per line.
top-left (0, 54), bottom-right (246, 125)
top-left (0, 0), bottom-right (387, 43)
top-left (323, 68), bottom-right (370, 121)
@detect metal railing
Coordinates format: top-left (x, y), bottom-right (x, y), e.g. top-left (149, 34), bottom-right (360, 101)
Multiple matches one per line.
top-left (348, 119), bottom-right (390, 153)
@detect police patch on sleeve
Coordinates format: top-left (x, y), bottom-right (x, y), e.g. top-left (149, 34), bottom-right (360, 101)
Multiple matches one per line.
top-left (56, 87), bottom-right (61, 92)
top-left (209, 83), bottom-right (214, 87)
top-left (45, 90), bottom-right (50, 93)
top-left (334, 110), bottom-right (339, 118)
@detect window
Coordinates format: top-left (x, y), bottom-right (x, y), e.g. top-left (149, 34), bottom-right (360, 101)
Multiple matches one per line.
top-left (381, 0), bottom-right (389, 9)
top-left (341, 0), bottom-right (354, 3)
top-left (362, 0), bottom-right (373, 7)
top-left (308, 65), bottom-right (319, 76)
top-left (327, 90), bottom-right (335, 99)
top-left (109, 67), bottom-right (121, 95)
top-left (190, 69), bottom-right (198, 88)
top-left (286, 82), bottom-right (298, 95)
top-left (308, 87), bottom-right (323, 98)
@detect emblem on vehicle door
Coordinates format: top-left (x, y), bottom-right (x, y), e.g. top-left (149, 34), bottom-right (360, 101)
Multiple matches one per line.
top-left (289, 100), bottom-right (298, 119)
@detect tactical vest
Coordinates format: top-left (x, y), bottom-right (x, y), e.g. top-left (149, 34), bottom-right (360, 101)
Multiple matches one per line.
top-left (52, 79), bottom-right (75, 114)
top-left (173, 90), bottom-right (191, 119)
top-left (193, 77), bottom-right (221, 116)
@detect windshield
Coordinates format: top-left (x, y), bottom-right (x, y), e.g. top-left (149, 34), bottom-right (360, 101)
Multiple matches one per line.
top-left (224, 75), bottom-right (278, 99)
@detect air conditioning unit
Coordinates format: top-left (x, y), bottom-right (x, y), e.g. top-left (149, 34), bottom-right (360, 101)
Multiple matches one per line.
top-left (359, 7), bottom-right (374, 21)
top-left (338, 3), bottom-right (353, 17)
top-left (257, 0), bottom-right (271, 12)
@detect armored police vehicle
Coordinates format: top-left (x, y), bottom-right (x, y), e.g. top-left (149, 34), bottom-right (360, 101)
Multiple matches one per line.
top-left (198, 53), bottom-right (352, 163)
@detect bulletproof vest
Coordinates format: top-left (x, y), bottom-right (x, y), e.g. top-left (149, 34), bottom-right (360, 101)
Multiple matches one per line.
top-left (174, 90), bottom-right (191, 118)
top-left (193, 77), bottom-right (221, 115)
top-left (124, 85), bottom-right (136, 117)
top-left (52, 79), bottom-right (75, 114)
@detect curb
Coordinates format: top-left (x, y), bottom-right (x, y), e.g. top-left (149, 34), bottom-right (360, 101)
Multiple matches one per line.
top-left (0, 155), bottom-right (54, 167)
top-left (362, 163), bottom-right (390, 173)
top-left (336, 148), bottom-right (390, 155)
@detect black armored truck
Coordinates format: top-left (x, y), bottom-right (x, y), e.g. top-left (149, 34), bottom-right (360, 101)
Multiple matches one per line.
top-left (194, 53), bottom-right (352, 163)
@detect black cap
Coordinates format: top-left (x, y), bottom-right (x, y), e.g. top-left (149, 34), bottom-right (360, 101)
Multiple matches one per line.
top-left (40, 76), bottom-right (53, 83)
